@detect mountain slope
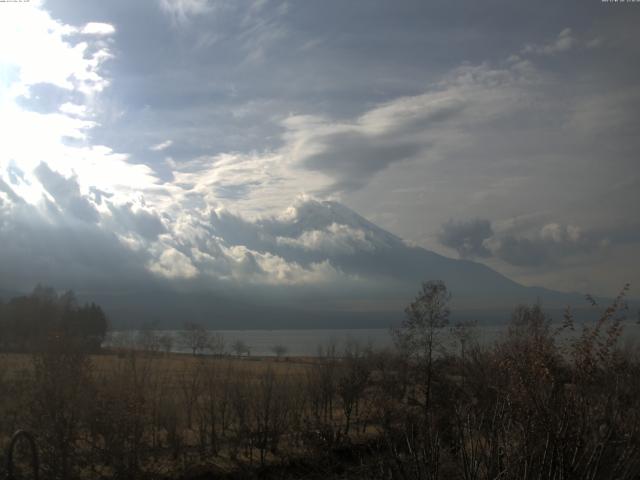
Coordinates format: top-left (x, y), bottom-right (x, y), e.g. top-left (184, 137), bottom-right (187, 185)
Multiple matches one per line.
top-left (87, 199), bottom-right (589, 328)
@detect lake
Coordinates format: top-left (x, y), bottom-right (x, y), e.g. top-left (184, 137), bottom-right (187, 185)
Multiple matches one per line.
top-left (106, 322), bottom-right (640, 357)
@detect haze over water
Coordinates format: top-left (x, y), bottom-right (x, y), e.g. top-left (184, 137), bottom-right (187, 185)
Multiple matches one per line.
top-left (107, 323), bottom-right (640, 357)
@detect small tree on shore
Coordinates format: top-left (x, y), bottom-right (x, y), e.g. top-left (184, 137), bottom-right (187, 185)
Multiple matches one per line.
top-left (208, 332), bottom-right (225, 356)
top-left (180, 321), bottom-right (210, 356)
top-left (158, 333), bottom-right (174, 354)
top-left (232, 340), bottom-right (249, 358)
top-left (271, 344), bottom-right (288, 360)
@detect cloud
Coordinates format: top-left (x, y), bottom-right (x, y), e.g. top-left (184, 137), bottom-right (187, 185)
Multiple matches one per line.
top-left (60, 0), bottom-right (635, 296)
top-left (148, 247), bottom-right (198, 279)
top-left (0, 2), bottom-right (158, 206)
top-left (523, 28), bottom-right (575, 55)
top-left (297, 129), bottom-right (423, 192)
top-left (107, 203), bottom-right (167, 240)
top-left (34, 163), bottom-right (100, 224)
top-left (150, 140), bottom-right (173, 151)
top-left (586, 37), bottom-right (603, 49)
top-left (81, 22), bottom-right (116, 36)
top-left (489, 223), bottom-right (600, 267)
top-left (1, 163), bottom-right (377, 293)
top-left (148, 198), bottom-right (387, 287)
top-left (2, 1), bottom-right (639, 300)
top-left (439, 218), bottom-right (605, 268)
top-left (158, 0), bottom-right (213, 25)
top-left (169, 151), bottom-right (313, 216)
top-left (438, 219), bottom-right (493, 258)
top-left (276, 223), bottom-right (376, 256)
top-left (277, 61), bottom-right (535, 195)
top-left (59, 102), bottom-right (88, 117)
top-left (0, 5), bottom-right (109, 93)
top-left (0, 197), bottom-right (154, 293)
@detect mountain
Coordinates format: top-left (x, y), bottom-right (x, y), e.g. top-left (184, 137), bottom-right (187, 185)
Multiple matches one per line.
top-left (82, 200), bottom-right (592, 329)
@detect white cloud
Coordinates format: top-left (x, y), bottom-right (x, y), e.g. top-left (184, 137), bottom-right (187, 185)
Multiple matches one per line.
top-left (277, 223), bottom-right (375, 255)
top-left (586, 37), bottom-right (603, 49)
top-left (540, 223), bottom-right (582, 243)
top-left (523, 28), bottom-right (575, 55)
top-left (169, 151), bottom-right (331, 216)
top-left (271, 60), bottom-right (538, 195)
top-left (0, 6), bottom-right (112, 95)
top-left (148, 247), bottom-right (199, 279)
top-left (158, 0), bottom-right (213, 25)
top-left (0, 3), bottom-right (158, 208)
top-left (59, 102), bottom-right (88, 117)
top-left (444, 219), bottom-right (601, 268)
top-left (81, 22), bottom-right (116, 36)
top-left (150, 140), bottom-right (173, 151)
top-left (225, 247), bottom-right (349, 286)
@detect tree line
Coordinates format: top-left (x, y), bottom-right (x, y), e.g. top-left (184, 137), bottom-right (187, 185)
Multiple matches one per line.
top-left (0, 285), bottom-right (108, 352)
top-left (112, 321), bottom-right (289, 358)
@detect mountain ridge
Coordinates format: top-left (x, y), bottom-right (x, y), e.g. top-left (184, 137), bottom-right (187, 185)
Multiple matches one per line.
top-left (89, 200), bottom-right (598, 328)
top-left (0, 198), bottom-right (621, 329)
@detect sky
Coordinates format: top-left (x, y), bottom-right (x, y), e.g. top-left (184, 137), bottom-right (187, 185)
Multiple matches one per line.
top-left (0, 0), bottom-right (639, 304)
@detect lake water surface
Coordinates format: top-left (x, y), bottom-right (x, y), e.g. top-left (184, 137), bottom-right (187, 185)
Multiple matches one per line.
top-left (106, 323), bottom-right (640, 357)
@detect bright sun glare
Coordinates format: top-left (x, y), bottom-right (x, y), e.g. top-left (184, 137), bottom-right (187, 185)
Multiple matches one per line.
top-left (0, 1), bottom-right (156, 207)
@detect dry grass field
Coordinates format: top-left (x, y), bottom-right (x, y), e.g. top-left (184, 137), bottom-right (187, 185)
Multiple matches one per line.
top-left (2, 295), bottom-right (640, 479)
top-left (0, 351), bottom-right (317, 393)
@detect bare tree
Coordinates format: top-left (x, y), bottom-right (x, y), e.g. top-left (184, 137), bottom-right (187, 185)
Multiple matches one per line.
top-left (90, 350), bottom-right (157, 478)
top-left (271, 344), bottom-right (288, 360)
top-left (303, 340), bottom-right (339, 449)
top-left (207, 332), bottom-right (225, 356)
top-left (136, 322), bottom-right (161, 354)
top-left (235, 367), bottom-right (297, 466)
top-left (178, 359), bottom-right (203, 430)
top-left (195, 359), bottom-right (235, 455)
top-left (394, 280), bottom-right (450, 414)
top-left (158, 333), bottom-right (174, 354)
top-left (337, 340), bottom-right (371, 435)
top-left (232, 339), bottom-right (250, 358)
top-left (29, 336), bottom-right (94, 479)
top-left (180, 321), bottom-right (210, 356)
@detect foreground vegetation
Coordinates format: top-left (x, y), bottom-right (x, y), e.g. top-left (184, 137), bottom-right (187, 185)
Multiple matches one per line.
top-left (1, 282), bottom-right (639, 479)
top-left (0, 285), bottom-right (107, 353)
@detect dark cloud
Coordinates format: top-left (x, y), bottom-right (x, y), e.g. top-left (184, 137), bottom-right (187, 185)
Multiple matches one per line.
top-left (16, 83), bottom-right (83, 115)
top-left (439, 218), bottom-right (608, 268)
top-left (107, 203), bottom-right (166, 240)
top-left (0, 200), bottom-right (153, 293)
top-left (438, 219), bottom-right (493, 258)
top-left (490, 224), bottom-right (600, 267)
top-left (43, 0), bottom-right (627, 173)
top-left (213, 182), bottom-right (260, 200)
top-left (490, 235), bottom-right (555, 267)
top-left (302, 131), bottom-right (423, 192)
top-left (0, 177), bottom-right (22, 203)
top-left (34, 163), bottom-right (100, 224)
